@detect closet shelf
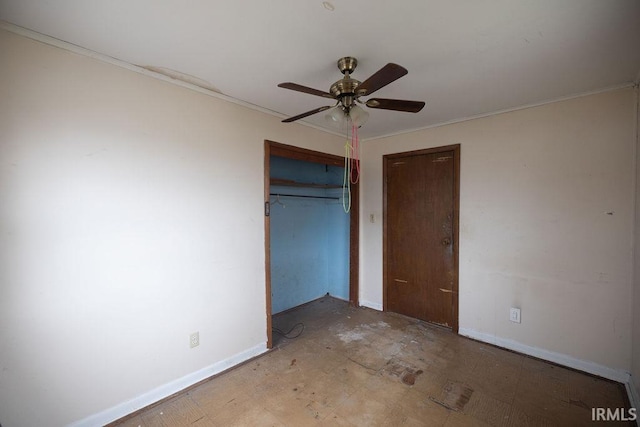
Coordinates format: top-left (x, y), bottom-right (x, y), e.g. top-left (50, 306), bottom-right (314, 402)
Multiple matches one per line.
top-left (270, 178), bottom-right (342, 189)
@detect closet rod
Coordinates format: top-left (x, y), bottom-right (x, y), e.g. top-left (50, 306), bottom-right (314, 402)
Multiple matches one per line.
top-left (270, 193), bottom-right (339, 200)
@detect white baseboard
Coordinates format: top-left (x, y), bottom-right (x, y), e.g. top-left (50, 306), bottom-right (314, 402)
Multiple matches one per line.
top-left (68, 342), bottom-right (268, 427)
top-left (459, 328), bottom-right (630, 384)
top-left (359, 300), bottom-right (383, 311)
top-left (626, 376), bottom-right (640, 418)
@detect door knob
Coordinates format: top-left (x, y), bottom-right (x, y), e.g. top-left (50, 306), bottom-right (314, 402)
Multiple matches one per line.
top-left (441, 238), bottom-right (451, 246)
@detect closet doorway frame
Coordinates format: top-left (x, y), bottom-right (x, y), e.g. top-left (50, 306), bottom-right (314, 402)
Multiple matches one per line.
top-left (264, 140), bottom-right (359, 348)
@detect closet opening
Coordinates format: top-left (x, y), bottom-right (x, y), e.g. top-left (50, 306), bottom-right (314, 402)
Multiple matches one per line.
top-left (264, 141), bottom-right (359, 348)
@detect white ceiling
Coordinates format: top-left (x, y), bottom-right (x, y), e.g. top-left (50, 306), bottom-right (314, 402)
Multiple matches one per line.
top-left (2, 1), bottom-right (639, 139)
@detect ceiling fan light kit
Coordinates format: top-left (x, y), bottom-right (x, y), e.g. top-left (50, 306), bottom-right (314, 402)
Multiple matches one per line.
top-left (347, 105), bottom-right (369, 127)
top-left (325, 106), bottom-right (346, 127)
top-left (325, 104), bottom-right (369, 128)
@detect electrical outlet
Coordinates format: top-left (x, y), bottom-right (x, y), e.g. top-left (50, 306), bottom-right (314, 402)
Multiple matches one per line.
top-left (190, 332), bottom-right (199, 348)
top-left (369, 214), bottom-right (375, 223)
top-left (509, 308), bottom-right (521, 323)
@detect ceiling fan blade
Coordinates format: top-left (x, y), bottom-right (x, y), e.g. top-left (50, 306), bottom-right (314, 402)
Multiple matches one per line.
top-left (278, 82), bottom-right (335, 99)
top-left (282, 105), bottom-right (332, 123)
top-left (366, 98), bottom-right (425, 113)
top-left (356, 63), bottom-right (408, 96)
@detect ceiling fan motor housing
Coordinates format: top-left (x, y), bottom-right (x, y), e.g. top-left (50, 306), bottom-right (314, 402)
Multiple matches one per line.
top-left (336, 56), bottom-right (361, 112)
top-left (330, 78), bottom-right (360, 110)
top-left (332, 57), bottom-right (361, 110)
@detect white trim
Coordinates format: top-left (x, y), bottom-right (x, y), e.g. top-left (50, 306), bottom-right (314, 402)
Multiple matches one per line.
top-left (365, 83), bottom-right (636, 142)
top-left (0, 21), bottom-right (345, 139)
top-left (459, 328), bottom-right (630, 384)
top-left (68, 342), bottom-right (267, 427)
top-left (0, 22), bottom-right (255, 110)
top-left (360, 300), bottom-right (383, 311)
top-left (626, 376), bottom-right (640, 412)
top-left (2, 21), bottom-right (634, 144)
top-left (632, 83), bottom-right (640, 426)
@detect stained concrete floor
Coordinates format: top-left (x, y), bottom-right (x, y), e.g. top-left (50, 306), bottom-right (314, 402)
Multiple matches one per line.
top-left (114, 296), bottom-right (631, 426)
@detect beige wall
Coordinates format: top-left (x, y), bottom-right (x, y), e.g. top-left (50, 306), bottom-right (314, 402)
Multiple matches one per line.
top-left (632, 86), bottom-right (640, 400)
top-left (360, 88), bottom-right (637, 378)
top-left (0, 29), bottom-right (343, 427)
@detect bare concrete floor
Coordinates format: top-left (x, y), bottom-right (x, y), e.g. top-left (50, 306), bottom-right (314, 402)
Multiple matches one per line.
top-left (114, 296), bottom-right (630, 426)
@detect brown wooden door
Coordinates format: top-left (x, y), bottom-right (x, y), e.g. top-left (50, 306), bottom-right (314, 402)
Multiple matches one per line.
top-left (384, 147), bottom-right (458, 329)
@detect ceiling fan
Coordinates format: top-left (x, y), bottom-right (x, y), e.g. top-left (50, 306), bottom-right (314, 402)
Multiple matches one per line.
top-left (278, 57), bottom-right (425, 125)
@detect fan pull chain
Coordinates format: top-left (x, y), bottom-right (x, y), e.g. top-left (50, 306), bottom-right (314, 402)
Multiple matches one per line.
top-left (350, 123), bottom-right (360, 184)
top-left (342, 119), bottom-right (362, 213)
top-left (342, 135), bottom-right (352, 213)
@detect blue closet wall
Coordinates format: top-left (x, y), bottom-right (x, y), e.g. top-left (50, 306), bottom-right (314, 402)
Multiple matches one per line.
top-left (270, 156), bottom-right (350, 314)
